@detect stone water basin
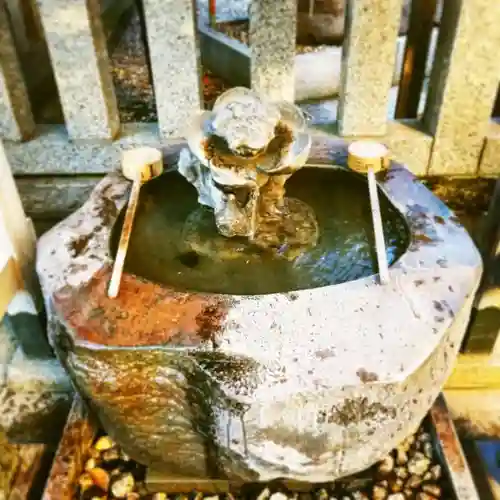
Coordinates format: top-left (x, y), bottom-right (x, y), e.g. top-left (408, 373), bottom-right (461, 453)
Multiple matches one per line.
top-left (36, 138), bottom-right (482, 483)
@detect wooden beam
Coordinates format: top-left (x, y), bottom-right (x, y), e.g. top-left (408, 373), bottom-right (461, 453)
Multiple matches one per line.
top-left (445, 353), bottom-right (500, 390)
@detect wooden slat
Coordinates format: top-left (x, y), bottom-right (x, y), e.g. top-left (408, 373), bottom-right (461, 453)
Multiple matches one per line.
top-left (142, 0), bottom-right (202, 138)
top-left (424, 0), bottom-right (500, 175)
top-left (250, 0), bottom-right (296, 102)
top-left (35, 0), bottom-right (119, 140)
top-left (394, 0), bottom-right (437, 119)
top-left (338, 0), bottom-right (405, 136)
top-left (0, 141), bottom-right (37, 298)
top-left (445, 354), bottom-right (500, 390)
top-left (0, 3), bottom-right (35, 141)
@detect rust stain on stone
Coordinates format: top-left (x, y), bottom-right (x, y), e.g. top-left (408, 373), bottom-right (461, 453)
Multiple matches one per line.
top-left (68, 234), bottom-right (92, 257)
top-left (53, 265), bottom-right (230, 347)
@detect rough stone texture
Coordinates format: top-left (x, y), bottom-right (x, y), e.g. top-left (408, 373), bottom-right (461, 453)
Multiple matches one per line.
top-left (142, 0), bottom-right (202, 138)
top-left (0, 318), bottom-right (18, 384)
top-left (35, 0), bottom-right (119, 140)
top-left (424, 0), bottom-right (500, 175)
top-left (0, 347), bottom-right (72, 444)
top-left (250, 0), bottom-right (296, 103)
top-left (0, 3), bottom-right (35, 142)
top-left (479, 121), bottom-right (500, 177)
top-left (37, 137), bottom-right (482, 482)
top-left (338, 0), bottom-right (405, 136)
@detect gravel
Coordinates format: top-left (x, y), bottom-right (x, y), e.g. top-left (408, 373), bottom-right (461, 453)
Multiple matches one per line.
top-left (75, 423), bottom-right (453, 499)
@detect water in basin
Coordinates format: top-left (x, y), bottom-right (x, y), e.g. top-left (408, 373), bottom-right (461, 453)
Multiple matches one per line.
top-left (111, 167), bottom-right (409, 295)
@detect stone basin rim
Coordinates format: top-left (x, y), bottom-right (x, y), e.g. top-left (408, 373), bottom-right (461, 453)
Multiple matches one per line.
top-left (37, 138), bottom-right (482, 388)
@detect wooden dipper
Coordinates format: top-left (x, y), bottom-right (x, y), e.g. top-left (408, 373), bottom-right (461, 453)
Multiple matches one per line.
top-left (348, 141), bottom-right (390, 285)
top-left (108, 147), bottom-right (163, 298)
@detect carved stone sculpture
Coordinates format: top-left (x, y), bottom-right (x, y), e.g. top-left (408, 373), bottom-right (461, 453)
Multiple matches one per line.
top-left (178, 87), bottom-right (318, 260)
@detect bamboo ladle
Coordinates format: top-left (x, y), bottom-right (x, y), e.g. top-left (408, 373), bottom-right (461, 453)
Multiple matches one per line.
top-left (348, 141), bottom-right (390, 285)
top-left (108, 147), bottom-right (163, 298)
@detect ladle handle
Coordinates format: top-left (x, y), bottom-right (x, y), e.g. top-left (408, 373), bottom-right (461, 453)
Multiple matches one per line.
top-left (108, 178), bottom-right (142, 298)
top-left (367, 168), bottom-right (390, 285)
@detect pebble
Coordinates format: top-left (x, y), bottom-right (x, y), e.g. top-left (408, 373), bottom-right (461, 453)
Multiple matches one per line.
top-left (407, 452), bottom-right (431, 476)
top-left (270, 494), bottom-right (288, 500)
top-left (110, 472), bottom-right (135, 498)
top-left (377, 455), bottom-right (395, 475)
top-left (372, 484), bottom-right (387, 500)
top-left (387, 494), bottom-right (405, 500)
top-left (89, 467), bottom-right (110, 491)
top-left (94, 436), bottom-right (115, 452)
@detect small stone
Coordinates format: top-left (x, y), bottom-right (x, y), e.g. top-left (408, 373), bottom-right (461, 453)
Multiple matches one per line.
top-left (429, 464), bottom-right (441, 480)
top-left (423, 442), bottom-right (433, 459)
top-left (405, 475), bottom-right (422, 489)
top-left (109, 472), bottom-right (135, 498)
top-left (80, 484), bottom-right (107, 500)
top-left (126, 494), bottom-right (140, 500)
top-left (423, 471), bottom-right (432, 481)
top-left (151, 494), bottom-right (168, 500)
top-left (84, 458), bottom-right (97, 471)
top-left (394, 467), bottom-right (408, 480)
top-left (378, 455), bottom-right (395, 475)
top-left (120, 450), bottom-right (131, 461)
top-left (390, 478), bottom-right (404, 493)
top-left (270, 494), bottom-right (289, 500)
top-left (94, 436), bottom-right (115, 452)
top-left (78, 472), bottom-right (94, 492)
top-left (407, 452), bottom-right (431, 476)
top-left (416, 494), bottom-right (435, 500)
top-left (102, 447), bottom-right (121, 463)
top-left (422, 484), bottom-right (441, 497)
top-left (352, 492), bottom-right (369, 500)
top-left (418, 432), bottom-right (431, 443)
top-left (387, 494), bottom-right (405, 500)
top-left (258, 489), bottom-right (271, 500)
top-left (316, 488), bottom-right (329, 500)
top-left (396, 448), bottom-right (408, 465)
top-left (89, 467), bottom-right (110, 491)
top-left (372, 485), bottom-right (387, 500)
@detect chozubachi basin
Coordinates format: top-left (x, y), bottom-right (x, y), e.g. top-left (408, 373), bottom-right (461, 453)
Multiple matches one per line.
top-left (37, 89), bottom-right (482, 483)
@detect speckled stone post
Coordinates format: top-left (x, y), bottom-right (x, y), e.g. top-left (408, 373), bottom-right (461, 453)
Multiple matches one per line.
top-left (338, 0), bottom-right (404, 136)
top-left (35, 0), bottom-right (119, 140)
top-left (424, 0), bottom-right (500, 176)
top-left (250, 0), bottom-right (296, 103)
top-left (0, 4), bottom-right (35, 142)
top-left (142, 0), bottom-right (202, 138)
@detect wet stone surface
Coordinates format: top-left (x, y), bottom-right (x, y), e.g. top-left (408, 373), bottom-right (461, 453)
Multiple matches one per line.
top-left (75, 423), bottom-right (453, 499)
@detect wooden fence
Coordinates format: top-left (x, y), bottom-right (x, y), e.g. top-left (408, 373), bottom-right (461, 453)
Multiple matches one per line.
top-left (0, 0), bottom-right (500, 360)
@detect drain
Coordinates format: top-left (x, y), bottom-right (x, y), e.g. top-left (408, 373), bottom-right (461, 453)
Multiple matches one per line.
top-left (177, 251), bottom-right (200, 268)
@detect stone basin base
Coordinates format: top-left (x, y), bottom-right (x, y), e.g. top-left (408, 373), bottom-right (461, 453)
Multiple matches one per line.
top-left (36, 137), bottom-right (482, 483)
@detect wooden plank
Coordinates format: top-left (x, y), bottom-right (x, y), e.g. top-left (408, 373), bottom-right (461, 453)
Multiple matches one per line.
top-left (42, 397), bottom-right (97, 500)
top-left (8, 444), bottom-right (47, 500)
top-left (445, 354), bottom-right (500, 391)
top-left (0, 3), bottom-right (35, 142)
top-left (0, 141), bottom-right (38, 303)
top-left (142, 0), bottom-right (202, 138)
top-left (338, 0), bottom-right (405, 136)
top-left (424, 0), bottom-right (500, 175)
top-left (250, 0), bottom-right (296, 102)
top-left (479, 121), bottom-right (500, 177)
top-left (35, 0), bottom-right (119, 140)
top-left (0, 256), bottom-right (22, 321)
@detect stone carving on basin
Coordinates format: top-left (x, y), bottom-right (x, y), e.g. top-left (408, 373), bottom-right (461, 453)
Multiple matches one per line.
top-left (36, 89), bottom-right (482, 484)
top-left (178, 87), bottom-right (318, 260)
